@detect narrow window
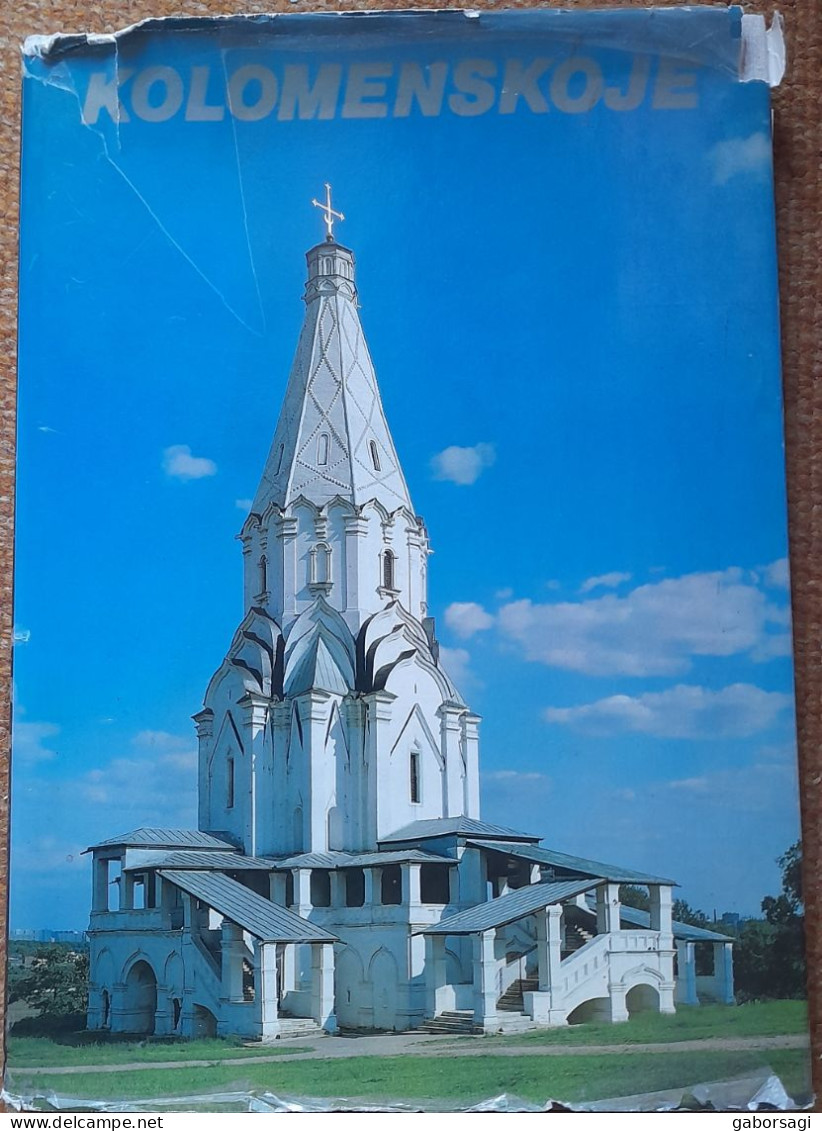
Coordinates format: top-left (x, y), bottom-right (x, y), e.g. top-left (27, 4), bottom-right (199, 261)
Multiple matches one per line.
top-left (345, 868), bottom-right (365, 907)
top-left (311, 543), bottom-right (331, 585)
top-left (410, 750), bottom-right (421, 804)
top-left (318, 433), bottom-right (329, 466)
top-left (258, 555), bottom-right (267, 594)
top-left (285, 872), bottom-right (295, 907)
top-left (369, 440), bottom-right (381, 471)
top-left (310, 870), bottom-right (331, 907)
top-left (227, 756), bottom-right (235, 809)
top-left (275, 443), bottom-right (284, 475)
top-left (383, 550), bottom-right (395, 590)
top-left (380, 864), bottom-right (402, 906)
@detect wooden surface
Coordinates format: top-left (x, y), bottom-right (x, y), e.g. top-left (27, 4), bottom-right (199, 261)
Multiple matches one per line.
top-left (0, 0), bottom-right (819, 1105)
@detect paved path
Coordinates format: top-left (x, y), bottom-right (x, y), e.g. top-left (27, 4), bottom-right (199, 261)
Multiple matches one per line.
top-left (11, 1033), bottom-right (809, 1077)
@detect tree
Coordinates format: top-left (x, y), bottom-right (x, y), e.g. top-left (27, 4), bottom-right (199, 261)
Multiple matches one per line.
top-left (619, 885), bottom-right (650, 911)
top-left (8, 944), bottom-right (89, 1024)
top-left (733, 840), bottom-right (806, 1002)
top-left (672, 899), bottom-right (709, 927)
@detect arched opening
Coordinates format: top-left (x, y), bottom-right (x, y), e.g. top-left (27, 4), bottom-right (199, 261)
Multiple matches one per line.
top-left (275, 443), bottom-right (284, 475)
top-left (226, 756), bottom-right (235, 810)
top-left (317, 433), bottom-right (329, 466)
top-left (626, 983), bottom-right (660, 1016)
top-left (258, 555), bottom-right (268, 594)
top-left (100, 989), bottom-right (111, 1029)
top-left (123, 960), bottom-right (157, 1034)
top-left (409, 748), bottom-right (421, 804)
top-left (382, 550), bottom-right (395, 591)
top-left (567, 996), bottom-right (612, 1025)
top-left (310, 543), bottom-right (331, 586)
top-left (171, 997), bottom-right (182, 1032)
top-left (192, 1004), bottom-right (218, 1038)
top-left (369, 439), bottom-right (381, 471)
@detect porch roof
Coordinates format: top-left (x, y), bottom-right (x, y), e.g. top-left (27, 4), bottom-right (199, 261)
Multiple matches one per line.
top-left (269, 849), bottom-right (451, 869)
top-left (419, 879), bottom-right (598, 936)
top-left (85, 828), bottom-right (236, 852)
top-left (379, 816), bottom-right (540, 845)
top-left (467, 839), bottom-right (677, 886)
top-left (126, 850), bottom-right (272, 871)
top-left (158, 869), bottom-right (337, 943)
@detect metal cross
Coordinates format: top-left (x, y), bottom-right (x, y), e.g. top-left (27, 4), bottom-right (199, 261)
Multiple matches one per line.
top-left (311, 183), bottom-right (345, 241)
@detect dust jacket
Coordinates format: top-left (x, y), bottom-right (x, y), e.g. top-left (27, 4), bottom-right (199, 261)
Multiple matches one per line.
top-left (9, 6), bottom-right (809, 1113)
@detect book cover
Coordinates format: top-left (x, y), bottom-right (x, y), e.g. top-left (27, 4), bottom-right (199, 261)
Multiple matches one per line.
top-left (9, 6), bottom-right (809, 1112)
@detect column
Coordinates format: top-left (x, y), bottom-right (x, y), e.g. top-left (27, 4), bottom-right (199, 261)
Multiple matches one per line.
top-left (448, 864), bottom-right (460, 907)
top-left (364, 691), bottom-right (395, 845)
top-left (472, 929), bottom-right (499, 1029)
top-left (596, 882), bottom-right (621, 935)
top-left (461, 713), bottom-right (482, 818)
top-left (281, 942), bottom-right (297, 1000)
top-left (276, 515), bottom-right (299, 621)
top-left (154, 984), bottom-right (172, 1035)
top-left (343, 513), bottom-right (369, 631)
top-left (93, 858), bottom-right (110, 912)
top-left (607, 983), bottom-right (629, 1023)
top-left (109, 982), bottom-right (127, 1033)
top-left (258, 941), bottom-right (280, 1042)
top-left (364, 867), bottom-right (376, 907)
top-left (403, 863), bottom-right (422, 912)
top-left (650, 885), bottom-right (674, 938)
top-left (294, 868), bottom-right (312, 916)
top-left (714, 942), bottom-right (735, 1004)
top-left (526, 906), bottom-right (567, 1026)
top-left (221, 920), bottom-right (245, 1002)
top-left (239, 692), bottom-right (269, 856)
top-left (425, 934), bottom-right (449, 1018)
top-left (675, 940), bottom-right (698, 1004)
top-left (437, 702), bottom-right (464, 817)
top-left (312, 942), bottom-right (337, 1032)
top-left (121, 871), bottom-right (136, 911)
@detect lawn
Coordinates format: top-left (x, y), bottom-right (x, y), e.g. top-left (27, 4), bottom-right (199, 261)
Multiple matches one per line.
top-left (441, 1001), bottom-right (810, 1048)
top-left (7, 1049), bottom-right (812, 1108)
top-left (7, 1035), bottom-right (314, 1069)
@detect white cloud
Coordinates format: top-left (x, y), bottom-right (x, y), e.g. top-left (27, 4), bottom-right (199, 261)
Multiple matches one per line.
top-left (438, 645), bottom-right (474, 692)
top-left (580, 571), bottom-right (632, 594)
top-left (485, 770), bottom-right (550, 783)
top-left (494, 566), bottom-right (789, 676)
top-left (13, 626), bottom-right (31, 644)
top-left (37, 425), bottom-right (59, 434)
top-left (711, 132), bottom-right (771, 185)
top-left (235, 497), bottom-right (253, 511)
top-left (544, 683), bottom-right (792, 739)
top-left (162, 444), bottom-right (217, 481)
top-left (760, 557), bottom-right (790, 589)
top-left (430, 442), bottom-right (495, 486)
top-left (444, 601), bottom-right (495, 639)
top-left (73, 731), bottom-right (197, 824)
top-left (12, 720), bottom-right (59, 765)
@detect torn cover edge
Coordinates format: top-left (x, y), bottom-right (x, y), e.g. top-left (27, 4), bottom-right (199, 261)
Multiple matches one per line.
top-left (21, 7), bottom-right (786, 88)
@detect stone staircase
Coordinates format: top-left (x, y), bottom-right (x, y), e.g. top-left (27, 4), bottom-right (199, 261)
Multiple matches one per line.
top-left (275, 1015), bottom-right (325, 1039)
top-left (497, 976), bottom-right (538, 1012)
top-left (420, 1010), bottom-right (483, 1035)
top-left (562, 923), bottom-right (595, 958)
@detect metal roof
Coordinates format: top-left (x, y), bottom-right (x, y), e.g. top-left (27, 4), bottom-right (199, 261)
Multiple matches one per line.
top-left (270, 848), bottom-right (452, 870)
top-left (126, 850), bottom-right (272, 872)
top-left (158, 870), bottom-right (337, 943)
top-left (613, 902), bottom-right (732, 943)
top-left (467, 840), bottom-right (676, 886)
top-left (86, 828), bottom-right (236, 852)
top-left (420, 880), bottom-right (598, 936)
top-left (379, 817), bottom-right (540, 845)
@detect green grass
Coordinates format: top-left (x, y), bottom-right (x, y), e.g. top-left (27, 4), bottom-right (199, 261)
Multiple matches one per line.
top-left (7, 1048), bottom-right (812, 1107)
top-left (441, 1001), bottom-right (810, 1048)
top-left (7, 1035), bottom-right (314, 1069)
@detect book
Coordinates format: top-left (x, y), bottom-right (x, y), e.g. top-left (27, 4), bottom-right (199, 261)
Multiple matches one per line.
top-left (10, 6), bottom-right (808, 1112)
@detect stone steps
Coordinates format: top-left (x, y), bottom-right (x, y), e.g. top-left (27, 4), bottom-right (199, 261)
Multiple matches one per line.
top-left (497, 977), bottom-right (538, 1012)
top-left (275, 1016), bottom-right (325, 1039)
top-left (420, 1010), bottom-right (482, 1035)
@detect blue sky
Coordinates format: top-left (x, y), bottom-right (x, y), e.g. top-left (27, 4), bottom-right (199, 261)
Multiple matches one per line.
top-left (13, 11), bottom-right (798, 928)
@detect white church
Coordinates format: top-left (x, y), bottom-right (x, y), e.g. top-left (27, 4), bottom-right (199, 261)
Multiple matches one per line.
top-left (85, 192), bottom-right (734, 1040)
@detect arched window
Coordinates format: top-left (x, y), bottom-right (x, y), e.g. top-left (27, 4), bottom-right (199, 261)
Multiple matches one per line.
top-left (274, 443), bottom-right (284, 475)
top-left (226, 757), bottom-right (235, 810)
top-left (369, 440), bottom-right (381, 471)
top-left (317, 433), bottom-right (329, 466)
top-left (310, 543), bottom-right (331, 587)
top-left (410, 749), bottom-right (421, 804)
top-left (382, 549), bottom-right (395, 591)
top-left (258, 555), bottom-right (267, 594)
